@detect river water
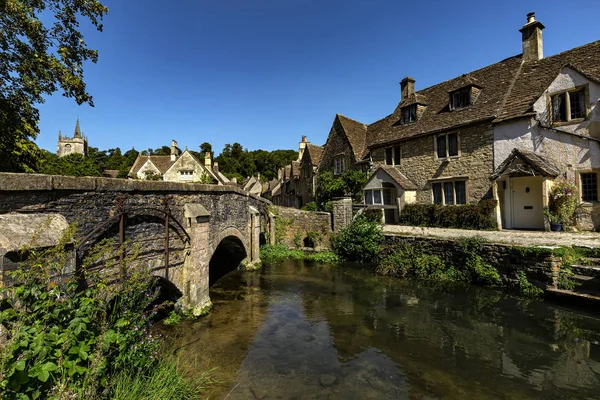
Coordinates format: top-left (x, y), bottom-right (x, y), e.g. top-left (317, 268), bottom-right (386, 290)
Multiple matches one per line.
top-left (164, 259), bottom-right (600, 399)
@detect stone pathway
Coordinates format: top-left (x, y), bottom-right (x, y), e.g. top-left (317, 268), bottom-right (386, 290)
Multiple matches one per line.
top-left (383, 225), bottom-right (600, 248)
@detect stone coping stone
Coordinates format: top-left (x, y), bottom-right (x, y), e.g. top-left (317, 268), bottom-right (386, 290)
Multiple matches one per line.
top-left (53, 175), bottom-right (96, 190)
top-left (0, 172), bottom-right (53, 191)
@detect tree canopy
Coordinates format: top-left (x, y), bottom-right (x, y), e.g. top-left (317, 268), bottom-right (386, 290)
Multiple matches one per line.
top-left (214, 142), bottom-right (297, 181)
top-left (0, 0), bottom-right (108, 172)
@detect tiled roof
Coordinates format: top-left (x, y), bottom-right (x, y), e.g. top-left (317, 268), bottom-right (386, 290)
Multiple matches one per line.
top-left (128, 155), bottom-right (175, 176)
top-left (379, 166), bottom-right (418, 190)
top-left (367, 55), bottom-right (523, 147)
top-left (337, 114), bottom-right (367, 160)
top-left (495, 40), bottom-right (600, 122)
top-left (291, 161), bottom-right (301, 179)
top-left (491, 148), bottom-right (560, 180)
top-left (305, 143), bottom-right (324, 166)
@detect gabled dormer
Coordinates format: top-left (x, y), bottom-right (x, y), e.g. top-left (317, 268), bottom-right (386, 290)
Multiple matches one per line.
top-left (448, 85), bottom-right (481, 111)
top-left (398, 77), bottom-right (427, 125)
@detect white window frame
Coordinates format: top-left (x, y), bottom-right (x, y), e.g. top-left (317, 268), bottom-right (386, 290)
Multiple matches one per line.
top-left (431, 180), bottom-right (467, 205)
top-left (434, 132), bottom-right (460, 160)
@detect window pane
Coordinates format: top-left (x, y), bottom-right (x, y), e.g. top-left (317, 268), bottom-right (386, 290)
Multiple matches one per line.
top-left (437, 135), bottom-right (446, 158)
top-left (444, 182), bottom-right (454, 205)
top-left (451, 92), bottom-right (460, 110)
top-left (402, 108), bottom-right (409, 124)
top-left (409, 105), bottom-right (417, 122)
top-left (373, 190), bottom-right (382, 204)
top-left (432, 183), bottom-right (443, 204)
top-left (461, 87), bottom-right (471, 108)
top-left (570, 89), bottom-right (586, 119)
top-left (394, 146), bottom-right (401, 165)
top-left (364, 190), bottom-right (373, 205)
top-left (455, 181), bottom-right (466, 204)
top-left (383, 188), bottom-right (393, 205)
top-left (581, 173), bottom-right (598, 202)
top-left (385, 148), bottom-right (393, 165)
top-left (552, 93), bottom-right (566, 122)
top-left (448, 133), bottom-right (458, 157)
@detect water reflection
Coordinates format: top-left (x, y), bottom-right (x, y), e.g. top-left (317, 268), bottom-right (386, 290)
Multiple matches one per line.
top-left (165, 260), bottom-right (600, 399)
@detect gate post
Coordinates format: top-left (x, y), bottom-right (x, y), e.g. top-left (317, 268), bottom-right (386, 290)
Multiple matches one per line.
top-left (244, 206), bottom-right (262, 270)
top-left (181, 203), bottom-right (212, 316)
top-left (332, 197), bottom-right (353, 233)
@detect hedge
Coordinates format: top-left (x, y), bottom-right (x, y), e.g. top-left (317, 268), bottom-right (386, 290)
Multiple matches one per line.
top-left (398, 199), bottom-right (498, 230)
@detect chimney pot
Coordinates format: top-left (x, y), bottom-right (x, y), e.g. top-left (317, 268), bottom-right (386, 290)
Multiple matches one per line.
top-left (526, 12), bottom-right (535, 23)
top-left (400, 76), bottom-right (415, 101)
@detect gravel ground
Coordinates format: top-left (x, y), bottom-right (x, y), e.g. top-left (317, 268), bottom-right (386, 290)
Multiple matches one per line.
top-left (383, 225), bottom-right (600, 248)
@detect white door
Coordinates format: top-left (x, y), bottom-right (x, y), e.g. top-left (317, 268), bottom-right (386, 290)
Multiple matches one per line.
top-left (511, 177), bottom-right (544, 230)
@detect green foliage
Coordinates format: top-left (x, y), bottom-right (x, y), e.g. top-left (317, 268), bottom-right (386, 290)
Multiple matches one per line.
top-left (274, 217), bottom-right (293, 244)
top-left (111, 356), bottom-right (212, 400)
top-left (214, 142), bottom-right (298, 181)
top-left (0, 0), bottom-right (108, 172)
top-left (260, 244), bottom-right (340, 264)
top-left (399, 199), bottom-right (498, 230)
top-left (38, 151), bottom-right (102, 177)
top-left (0, 237), bottom-right (177, 399)
top-left (457, 237), bottom-right (500, 285)
top-left (293, 232), bottom-right (303, 249)
top-left (557, 247), bottom-right (578, 290)
top-left (332, 215), bottom-right (384, 262)
top-left (301, 202), bottom-right (318, 211)
top-left (547, 178), bottom-right (579, 225)
top-left (316, 170), bottom-right (368, 207)
top-left (517, 271), bottom-right (544, 297)
top-left (163, 311), bottom-right (182, 327)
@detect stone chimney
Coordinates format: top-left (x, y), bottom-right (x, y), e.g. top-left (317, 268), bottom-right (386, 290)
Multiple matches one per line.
top-left (519, 12), bottom-right (544, 62)
top-left (298, 136), bottom-right (308, 161)
top-left (213, 161), bottom-right (219, 173)
top-left (170, 140), bottom-right (179, 161)
top-left (400, 77), bottom-right (415, 101)
top-left (204, 151), bottom-right (211, 168)
top-left (278, 168), bottom-right (283, 180)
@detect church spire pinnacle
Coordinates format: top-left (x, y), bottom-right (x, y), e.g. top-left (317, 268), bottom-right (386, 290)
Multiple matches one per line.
top-left (74, 118), bottom-right (81, 138)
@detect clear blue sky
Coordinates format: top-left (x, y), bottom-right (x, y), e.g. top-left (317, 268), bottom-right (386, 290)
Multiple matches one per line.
top-left (36, 0), bottom-right (600, 155)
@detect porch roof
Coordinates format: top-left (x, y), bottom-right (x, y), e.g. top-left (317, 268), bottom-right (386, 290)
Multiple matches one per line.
top-left (365, 166), bottom-right (418, 191)
top-left (491, 148), bottom-right (560, 181)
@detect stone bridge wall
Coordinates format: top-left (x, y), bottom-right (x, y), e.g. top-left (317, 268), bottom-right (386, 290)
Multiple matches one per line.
top-left (271, 206), bottom-right (332, 250)
top-left (0, 173), bottom-right (271, 314)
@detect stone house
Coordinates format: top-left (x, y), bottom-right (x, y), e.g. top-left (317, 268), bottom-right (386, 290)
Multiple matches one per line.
top-left (319, 114), bottom-right (368, 176)
top-left (353, 13), bottom-right (600, 229)
top-left (57, 119), bottom-right (88, 157)
top-left (298, 140), bottom-right (324, 206)
top-left (128, 140), bottom-right (225, 184)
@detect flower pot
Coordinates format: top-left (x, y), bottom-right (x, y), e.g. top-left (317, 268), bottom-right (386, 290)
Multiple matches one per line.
top-left (550, 223), bottom-right (563, 232)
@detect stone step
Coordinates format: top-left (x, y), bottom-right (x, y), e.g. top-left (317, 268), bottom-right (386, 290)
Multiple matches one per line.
top-left (546, 288), bottom-right (600, 308)
top-left (570, 274), bottom-right (600, 293)
top-left (571, 265), bottom-right (600, 278)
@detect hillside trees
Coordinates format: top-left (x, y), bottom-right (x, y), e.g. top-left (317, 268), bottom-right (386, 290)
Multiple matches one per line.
top-left (0, 0), bottom-right (108, 172)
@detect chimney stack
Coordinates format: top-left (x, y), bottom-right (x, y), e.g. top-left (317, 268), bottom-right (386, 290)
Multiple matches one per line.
top-left (170, 140), bottom-right (179, 161)
top-left (519, 12), bottom-right (544, 62)
top-left (204, 151), bottom-right (211, 168)
top-left (213, 161), bottom-right (219, 173)
top-left (298, 136), bottom-right (308, 161)
top-left (400, 77), bottom-right (415, 101)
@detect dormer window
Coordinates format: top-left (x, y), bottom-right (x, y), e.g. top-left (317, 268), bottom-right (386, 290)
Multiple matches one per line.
top-left (400, 105), bottom-right (417, 125)
top-left (449, 86), bottom-right (478, 111)
top-left (551, 86), bottom-right (587, 124)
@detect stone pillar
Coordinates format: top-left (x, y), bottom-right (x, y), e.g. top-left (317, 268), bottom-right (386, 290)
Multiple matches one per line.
top-left (268, 212), bottom-right (276, 245)
top-left (491, 181), bottom-right (503, 230)
top-left (332, 197), bottom-right (352, 233)
top-left (245, 206), bottom-right (262, 270)
top-left (181, 203), bottom-right (212, 316)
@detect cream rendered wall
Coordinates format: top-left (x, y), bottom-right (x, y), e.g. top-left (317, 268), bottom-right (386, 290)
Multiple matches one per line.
top-left (163, 151), bottom-right (208, 183)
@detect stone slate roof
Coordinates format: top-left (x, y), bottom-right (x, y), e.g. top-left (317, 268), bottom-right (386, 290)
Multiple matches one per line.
top-left (366, 40), bottom-right (600, 147)
top-left (129, 155), bottom-right (175, 177)
top-left (305, 143), bottom-right (324, 166)
top-left (337, 114), bottom-right (367, 160)
top-left (379, 165), bottom-right (418, 190)
top-left (491, 148), bottom-right (560, 180)
top-left (291, 161), bottom-right (301, 179)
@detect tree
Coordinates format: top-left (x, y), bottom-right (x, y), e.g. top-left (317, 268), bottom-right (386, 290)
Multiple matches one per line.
top-left (0, 0), bottom-right (108, 172)
top-left (316, 170), bottom-right (368, 208)
top-left (199, 142), bottom-right (212, 157)
top-left (38, 151), bottom-right (102, 177)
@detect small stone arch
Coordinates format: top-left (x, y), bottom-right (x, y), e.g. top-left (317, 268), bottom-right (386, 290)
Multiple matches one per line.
top-left (209, 229), bottom-right (248, 286)
top-left (210, 227), bottom-right (249, 256)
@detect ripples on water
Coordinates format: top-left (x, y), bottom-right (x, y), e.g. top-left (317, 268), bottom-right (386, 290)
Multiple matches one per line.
top-left (162, 260), bottom-right (600, 399)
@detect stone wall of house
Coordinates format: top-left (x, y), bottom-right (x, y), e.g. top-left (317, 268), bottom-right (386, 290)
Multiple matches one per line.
top-left (57, 137), bottom-right (87, 157)
top-left (371, 120), bottom-right (495, 203)
top-left (271, 206), bottom-right (332, 250)
top-left (320, 118), bottom-right (358, 176)
top-left (299, 152), bottom-right (316, 207)
top-left (163, 152), bottom-right (208, 183)
top-left (382, 235), bottom-right (560, 289)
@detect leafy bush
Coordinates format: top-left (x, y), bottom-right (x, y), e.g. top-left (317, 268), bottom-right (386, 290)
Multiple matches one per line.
top-left (456, 237), bottom-right (500, 285)
top-left (399, 199), bottom-right (498, 230)
top-left (547, 178), bottom-right (579, 225)
top-left (260, 244), bottom-right (340, 263)
top-left (301, 202), bottom-right (318, 211)
top-left (316, 170), bottom-right (367, 207)
top-left (332, 215), bottom-right (383, 262)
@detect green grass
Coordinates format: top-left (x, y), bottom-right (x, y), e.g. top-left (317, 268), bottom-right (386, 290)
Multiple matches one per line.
top-left (260, 244), bottom-right (340, 264)
top-left (111, 357), bottom-right (213, 400)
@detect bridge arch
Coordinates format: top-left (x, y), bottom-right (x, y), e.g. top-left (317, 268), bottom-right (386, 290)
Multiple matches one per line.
top-left (209, 227), bottom-right (248, 286)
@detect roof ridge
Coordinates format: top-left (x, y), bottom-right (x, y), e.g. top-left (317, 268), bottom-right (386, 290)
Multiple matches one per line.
top-left (337, 113), bottom-right (367, 127)
top-left (532, 39), bottom-right (600, 64)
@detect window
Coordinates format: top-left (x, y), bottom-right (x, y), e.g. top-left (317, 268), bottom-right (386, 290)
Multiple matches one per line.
top-left (334, 156), bottom-right (345, 175)
top-left (385, 146), bottom-right (402, 166)
top-left (179, 170), bottom-right (194, 180)
top-left (551, 87), bottom-right (587, 123)
top-left (435, 133), bottom-right (459, 159)
top-left (364, 188), bottom-right (396, 206)
top-left (401, 105), bottom-right (417, 124)
top-left (581, 173), bottom-right (598, 202)
top-left (449, 87), bottom-right (472, 111)
top-left (431, 180), bottom-right (467, 205)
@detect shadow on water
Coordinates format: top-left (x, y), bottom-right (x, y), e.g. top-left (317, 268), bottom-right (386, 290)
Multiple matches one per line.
top-left (164, 259), bottom-right (600, 399)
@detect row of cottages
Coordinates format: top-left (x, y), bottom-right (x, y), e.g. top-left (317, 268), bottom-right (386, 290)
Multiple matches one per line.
top-left (318, 13), bottom-right (600, 231)
top-left (127, 140), bottom-right (231, 185)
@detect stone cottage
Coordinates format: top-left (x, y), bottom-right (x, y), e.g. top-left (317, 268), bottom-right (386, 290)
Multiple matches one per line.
top-left (57, 119), bottom-right (88, 157)
top-left (319, 114), bottom-right (368, 176)
top-left (298, 140), bottom-right (324, 206)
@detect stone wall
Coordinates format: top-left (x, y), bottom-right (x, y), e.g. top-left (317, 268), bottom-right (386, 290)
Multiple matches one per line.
top-left (320, 117), bottom-right (359, 175)
top-left (383, 235), bottom-right (560, 289)
top-left (370, 120), bottom-right (495, 203)
top-left (271, 206), bottom-right (332, 250)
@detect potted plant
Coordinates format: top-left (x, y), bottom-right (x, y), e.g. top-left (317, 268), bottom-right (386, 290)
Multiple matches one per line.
top-left (544, 178), bottom-right (579, 231)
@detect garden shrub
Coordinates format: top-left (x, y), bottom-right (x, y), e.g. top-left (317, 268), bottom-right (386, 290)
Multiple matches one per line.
top-left (332, 215), bottom-right (384, 262)
top-left (399, 199), bottom-right (498, 230)
top-left (260, 244), bottom-right (340, 264)
top-left (301, 202), bottom-right (318, 212)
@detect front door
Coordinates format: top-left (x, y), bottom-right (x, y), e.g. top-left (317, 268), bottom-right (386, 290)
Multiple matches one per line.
top-left (511, 177), bottom-right (544, 230)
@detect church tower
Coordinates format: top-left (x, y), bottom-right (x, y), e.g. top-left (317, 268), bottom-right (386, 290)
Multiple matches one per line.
top-left (57, 119), bottom-right (89, 157)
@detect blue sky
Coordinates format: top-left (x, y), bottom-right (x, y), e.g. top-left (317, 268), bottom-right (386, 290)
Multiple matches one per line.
top-left (36, 0), bottom-right (600, 155)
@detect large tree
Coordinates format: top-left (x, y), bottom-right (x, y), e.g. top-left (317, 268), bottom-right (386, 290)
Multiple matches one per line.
top-left (0, 0), bottom-right (108, 172)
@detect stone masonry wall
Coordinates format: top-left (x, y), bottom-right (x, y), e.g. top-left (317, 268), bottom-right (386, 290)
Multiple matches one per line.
top-left (320, 118), bottom-right (359, 176)
top-left (371, 120), bottom-right (495, 203)
top-left (383, 235), bottom-right (560, 289)
top-left (272, 206), bottom-right (332, 250)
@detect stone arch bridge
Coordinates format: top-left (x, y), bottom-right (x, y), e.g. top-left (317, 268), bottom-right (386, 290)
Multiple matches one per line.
top-left (0, 173), bottom-right (274, 315)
